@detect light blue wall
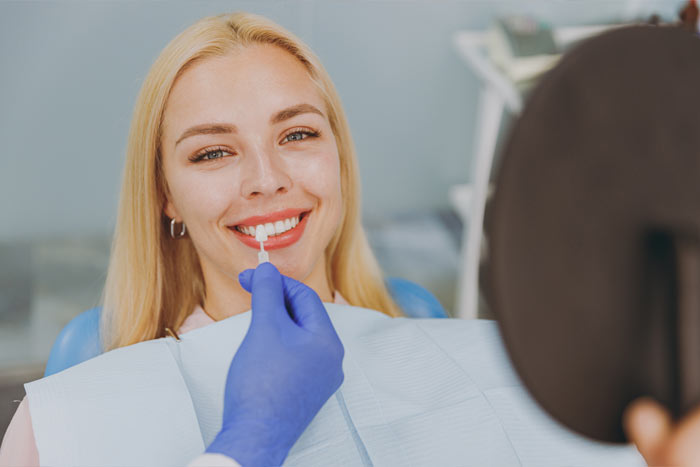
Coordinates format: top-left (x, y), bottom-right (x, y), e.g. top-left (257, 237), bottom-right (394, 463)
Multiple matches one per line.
top-left (0, 1), bottom-right (681, 240)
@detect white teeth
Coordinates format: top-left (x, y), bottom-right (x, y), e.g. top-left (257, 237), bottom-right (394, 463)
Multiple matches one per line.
top-left (237, 215), bottom-right (304, 238)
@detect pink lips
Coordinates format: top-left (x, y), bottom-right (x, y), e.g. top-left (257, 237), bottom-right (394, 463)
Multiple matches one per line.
top-left (229, 208), bottom-right (310, 250)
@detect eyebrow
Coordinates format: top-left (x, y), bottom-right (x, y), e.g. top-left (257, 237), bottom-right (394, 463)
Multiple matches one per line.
top-left (270, 103), bottom-right (325, 124)
top-left (174, 103), bottom-right (325, 147)
top-left (175, 123), bottom-right (238, 147)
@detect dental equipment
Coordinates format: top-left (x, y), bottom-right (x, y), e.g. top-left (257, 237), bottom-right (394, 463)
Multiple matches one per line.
top-left (255, 225), bottom-right (269, 264)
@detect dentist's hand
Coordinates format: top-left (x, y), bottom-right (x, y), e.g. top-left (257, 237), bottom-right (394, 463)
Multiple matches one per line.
top-left (624, 397), bottom-right (700, 466)
top-left (206, 263), bottom-right (345, 466)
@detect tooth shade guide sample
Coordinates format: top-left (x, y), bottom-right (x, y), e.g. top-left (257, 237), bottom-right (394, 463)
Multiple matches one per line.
top-left (255, 225), bottom-right (268, 242)
top-left (255, 225), bottom-right (269, 264)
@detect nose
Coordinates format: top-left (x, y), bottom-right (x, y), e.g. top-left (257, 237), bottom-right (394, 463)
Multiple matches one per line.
top-left (240, 146), bottom-right (292, 199)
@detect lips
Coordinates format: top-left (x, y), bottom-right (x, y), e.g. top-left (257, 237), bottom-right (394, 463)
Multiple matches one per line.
top-left (228, 208), bottom-right (311, 250)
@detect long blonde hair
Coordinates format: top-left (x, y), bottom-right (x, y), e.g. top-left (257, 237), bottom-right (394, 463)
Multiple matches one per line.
top-left (101, 12), bottom-right (401, 351)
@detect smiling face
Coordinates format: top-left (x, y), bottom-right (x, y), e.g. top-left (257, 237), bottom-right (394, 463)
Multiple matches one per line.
top-left (160, 44), bottom-right (343, 315)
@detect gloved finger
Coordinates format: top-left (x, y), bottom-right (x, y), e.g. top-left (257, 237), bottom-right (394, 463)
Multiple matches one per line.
top-left (241, 266), bottom-right (337, 335)
top-left (238, 269), bottom-right (254, 292)
top-left (280, 275), bottom-right (337, 336)
top-left (248, 263), bottom-right (287, 326)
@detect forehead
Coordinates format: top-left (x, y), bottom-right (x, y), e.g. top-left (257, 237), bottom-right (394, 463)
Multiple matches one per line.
top-left (162, 44), bottom-right (324, 139)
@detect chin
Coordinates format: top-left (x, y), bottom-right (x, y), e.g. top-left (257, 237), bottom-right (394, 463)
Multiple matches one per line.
top-left (268, 256), bottom-right (315, 282)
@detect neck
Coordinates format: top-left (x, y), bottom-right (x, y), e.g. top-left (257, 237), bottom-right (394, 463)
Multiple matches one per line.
top-left (201, 257), bottom-right (333, 322)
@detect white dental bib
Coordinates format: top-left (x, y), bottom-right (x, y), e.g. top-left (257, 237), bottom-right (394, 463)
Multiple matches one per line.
top-left (25, 304), bottom-right (642, 466)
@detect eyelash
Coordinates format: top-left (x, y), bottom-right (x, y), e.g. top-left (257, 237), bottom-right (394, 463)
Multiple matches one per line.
top-left (188, 128), bottom-right (321, 163)
top-left (282, 127), bottom-right (321, 144)
top-left (189, 146), bottom-right (231, 163)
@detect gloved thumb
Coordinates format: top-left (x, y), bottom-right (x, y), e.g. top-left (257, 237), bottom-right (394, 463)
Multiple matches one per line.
top-left (239, 269), bottom-right (254, 290)
top-left (245, 263), bottom-right (287, 326)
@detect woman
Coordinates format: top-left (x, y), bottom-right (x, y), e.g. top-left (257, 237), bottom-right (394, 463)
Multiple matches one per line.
top-left (0, 11), bottom-right (400, 464)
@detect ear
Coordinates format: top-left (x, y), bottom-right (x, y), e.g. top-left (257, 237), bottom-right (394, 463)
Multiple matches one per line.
top-left (163, 198), bottom-right (180, 221)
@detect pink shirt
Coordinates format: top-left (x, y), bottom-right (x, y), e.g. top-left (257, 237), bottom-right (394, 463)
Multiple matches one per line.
top-left (0, 295), bottom-right (347, 465)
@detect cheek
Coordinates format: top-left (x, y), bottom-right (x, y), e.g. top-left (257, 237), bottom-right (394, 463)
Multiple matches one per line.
top-left (300, 150), bottom-right (342, 208)
top-left (314, 153), bottom-right (343, 231)
top-left (168, 170), bottom-right (238, 227)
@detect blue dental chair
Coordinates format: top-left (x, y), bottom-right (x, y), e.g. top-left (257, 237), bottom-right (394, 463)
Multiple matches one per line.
top-left (44, 277), bottom-right (448, 377)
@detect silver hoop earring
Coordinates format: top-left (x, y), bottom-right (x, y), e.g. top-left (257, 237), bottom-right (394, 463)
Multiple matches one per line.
top-left (170, 218), bottom-right (186, 239)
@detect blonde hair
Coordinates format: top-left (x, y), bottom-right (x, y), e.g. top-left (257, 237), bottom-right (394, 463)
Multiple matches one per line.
top-left (101, 12), bottom-right (401, 351)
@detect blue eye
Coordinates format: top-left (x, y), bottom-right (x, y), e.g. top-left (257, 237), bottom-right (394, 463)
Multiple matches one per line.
top-left (283, 129), bottom-right (320, 144)
top-left (190, 147), bottom-right (233, 163)
top-left (203, 149), bottom-right (226, 160)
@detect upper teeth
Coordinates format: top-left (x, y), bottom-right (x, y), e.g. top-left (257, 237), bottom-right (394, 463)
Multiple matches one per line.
top-left (236, 216), bottom-right (300, 237)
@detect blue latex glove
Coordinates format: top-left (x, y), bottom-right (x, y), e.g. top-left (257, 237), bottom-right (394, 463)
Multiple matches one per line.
top-left (206, 263), bottom-right (345, 466)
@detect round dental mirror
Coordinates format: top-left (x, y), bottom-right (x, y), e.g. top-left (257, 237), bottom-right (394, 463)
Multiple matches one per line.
top-left (486, 25), bottom-right (700, 443)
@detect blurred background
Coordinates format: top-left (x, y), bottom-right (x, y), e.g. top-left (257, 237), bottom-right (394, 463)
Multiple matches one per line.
top-left (0, 0), bottom-right (692, 438)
